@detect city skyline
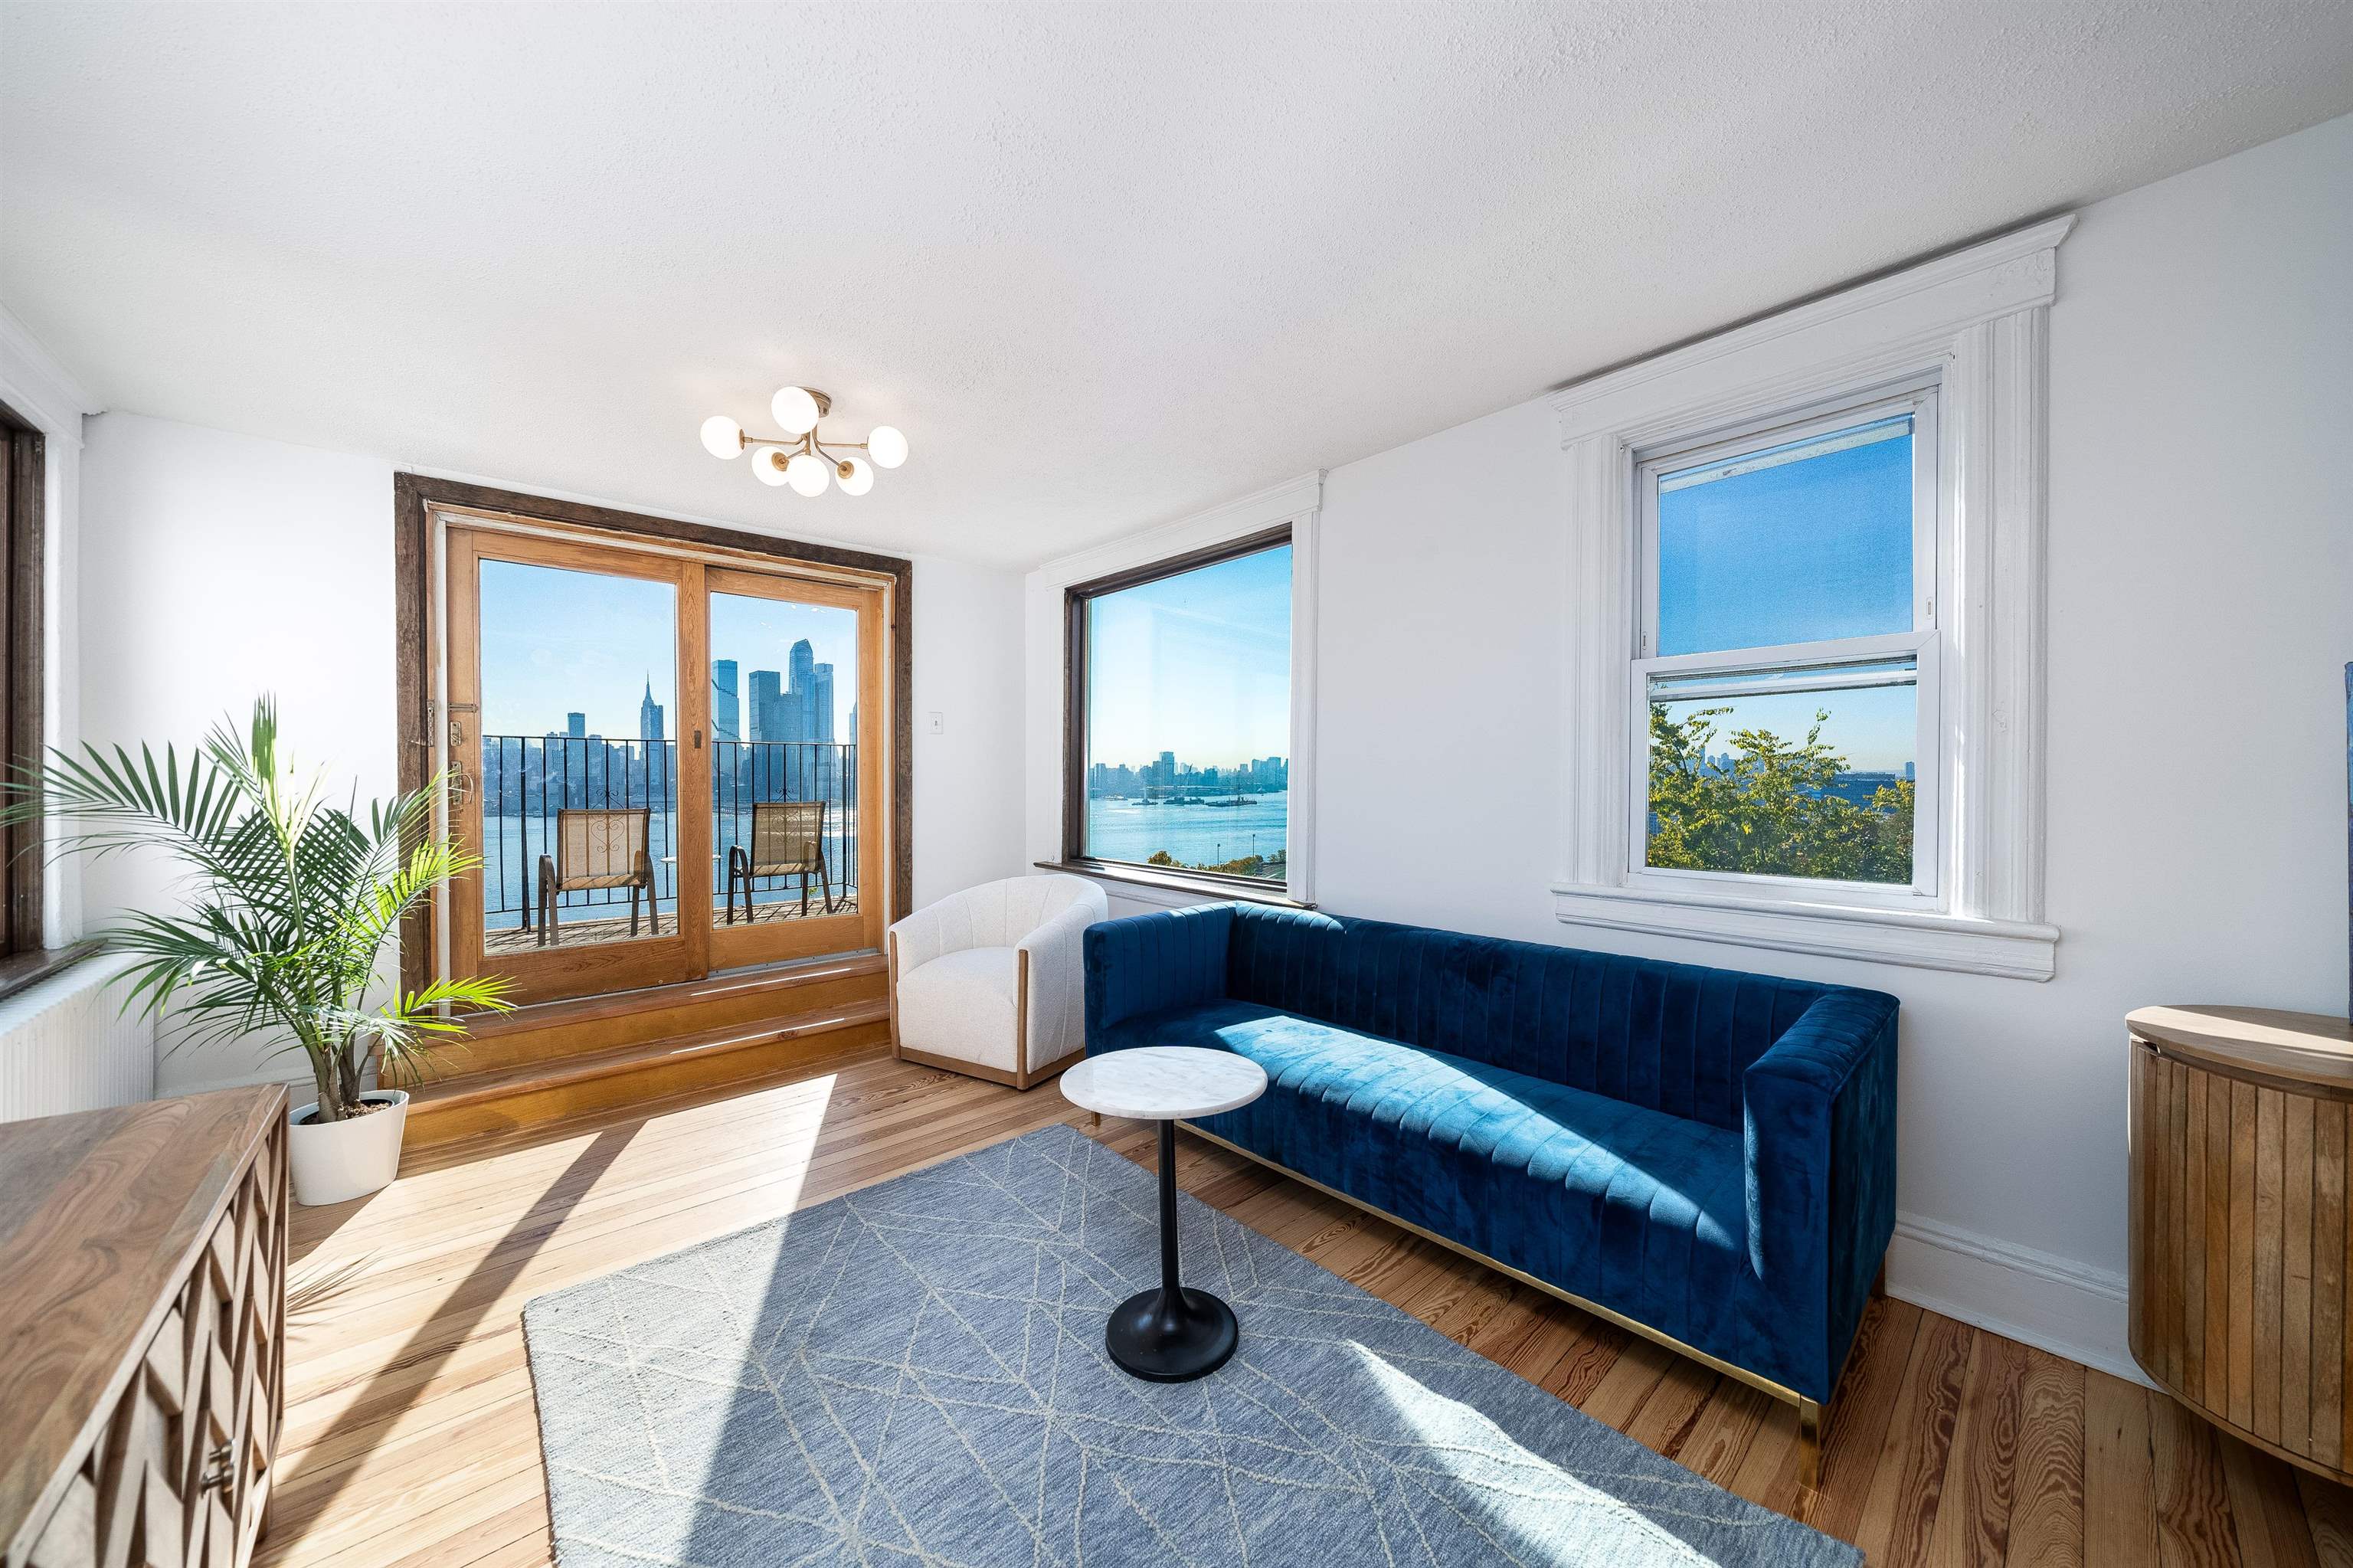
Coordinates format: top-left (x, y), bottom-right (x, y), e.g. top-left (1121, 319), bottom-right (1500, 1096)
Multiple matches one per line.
top-left (477, 558), bottom-right (858, 739)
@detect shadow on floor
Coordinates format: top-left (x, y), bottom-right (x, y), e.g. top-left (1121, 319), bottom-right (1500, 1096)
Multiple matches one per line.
top-left (266, 1123), bottom-right (640, 1555)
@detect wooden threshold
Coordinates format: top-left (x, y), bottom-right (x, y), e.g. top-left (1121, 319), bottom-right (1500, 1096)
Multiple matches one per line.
top-left (444, 953), bottom-right (889, 1079)
top-left (402, 997), bottom-right (892, 1148)
top-left (460, 951), bottom-right (885, 1042)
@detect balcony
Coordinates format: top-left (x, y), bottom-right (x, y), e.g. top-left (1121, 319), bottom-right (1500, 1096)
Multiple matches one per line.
top-left (478, 735), bottom-right (859, 954)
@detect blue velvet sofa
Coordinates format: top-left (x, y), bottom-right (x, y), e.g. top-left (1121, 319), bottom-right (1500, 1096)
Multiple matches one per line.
top-left (1082, 902), bottom-right (1899, 1446)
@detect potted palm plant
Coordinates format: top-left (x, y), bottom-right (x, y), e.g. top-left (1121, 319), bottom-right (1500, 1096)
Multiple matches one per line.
top-left (2, 697), bottom-right (514, 1204)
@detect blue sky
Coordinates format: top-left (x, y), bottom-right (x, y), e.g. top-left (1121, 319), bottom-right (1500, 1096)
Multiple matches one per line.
top-left (1087, 544), bottom-right (1291, 771)
top-left (1656, 419), bottom-right (1917, 772)
top-left (477, 559), bottom-right (856, 738)
top-left (710, 591), bottom-right (859, 733)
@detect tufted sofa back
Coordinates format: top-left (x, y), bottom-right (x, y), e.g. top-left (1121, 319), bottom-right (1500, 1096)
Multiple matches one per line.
top-left (1223, 906), bottom-right (1831, 1133)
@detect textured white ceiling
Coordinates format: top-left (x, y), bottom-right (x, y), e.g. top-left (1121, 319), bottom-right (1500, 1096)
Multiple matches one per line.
top-left (5, 2), bottom-right (2351, 568)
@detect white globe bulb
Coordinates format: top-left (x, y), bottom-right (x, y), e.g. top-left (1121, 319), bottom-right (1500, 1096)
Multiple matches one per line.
top-left (751, 446), bottom-right (790, 486)
top-left (699, 414), bottom-right (744, 459)
top-left (771, 385), bottom-right (821, 436)
top-left (836, 455), bottom-right (875, 496)
top-left (866, 424), bottom-right (908, 469)
top-left (785, 450), bottom-right (830, 496)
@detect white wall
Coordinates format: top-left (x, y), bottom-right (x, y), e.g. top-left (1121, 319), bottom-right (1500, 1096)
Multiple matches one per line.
top-left (912, 555), bottom-right (1026, 904)
top-left (75, 413), bottom-right (1029, 1094)
top-left (1023, 110), bottom-right (2353, 1380)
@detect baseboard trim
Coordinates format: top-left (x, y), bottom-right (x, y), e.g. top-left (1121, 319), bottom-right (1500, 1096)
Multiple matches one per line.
top-left (1886, 1211), bottom-right (2152, 1389)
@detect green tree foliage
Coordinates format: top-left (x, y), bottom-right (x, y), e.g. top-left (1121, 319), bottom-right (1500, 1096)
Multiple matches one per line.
top-left (1647, 703), bottom-right (1915, 885)
top-left (1147, 848), bottom-right (1287, 880)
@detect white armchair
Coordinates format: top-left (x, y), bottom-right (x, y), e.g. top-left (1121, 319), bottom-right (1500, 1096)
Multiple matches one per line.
top-left (886, 873), bottom-right (1110, 1088)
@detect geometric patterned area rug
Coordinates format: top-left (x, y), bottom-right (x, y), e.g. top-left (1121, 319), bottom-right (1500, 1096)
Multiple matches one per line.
top-left (522, 1123), bottom-right (1859, 1566)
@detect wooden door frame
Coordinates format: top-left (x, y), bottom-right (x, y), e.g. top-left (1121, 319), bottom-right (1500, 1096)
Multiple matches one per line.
top-left (702, 566), bottom-right (887, 971)
top-left (393, 474), bottom-right (914, 1001)
top-left (443, 525), bottom-right (710, 1005)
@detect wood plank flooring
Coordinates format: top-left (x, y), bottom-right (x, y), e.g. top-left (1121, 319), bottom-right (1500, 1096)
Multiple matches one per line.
top-left (260, 1046), bottom-right (2353, 1568)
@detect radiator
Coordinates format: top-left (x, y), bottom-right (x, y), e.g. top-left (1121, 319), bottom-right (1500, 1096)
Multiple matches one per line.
top-left (0, 953), bottom-right (156, 1122)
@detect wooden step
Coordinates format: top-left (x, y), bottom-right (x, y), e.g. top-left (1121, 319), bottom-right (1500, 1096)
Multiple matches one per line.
top-left (402, 996), bottom-right (895, 1149)
top-left (445, 952), bottom-right (889, 1077)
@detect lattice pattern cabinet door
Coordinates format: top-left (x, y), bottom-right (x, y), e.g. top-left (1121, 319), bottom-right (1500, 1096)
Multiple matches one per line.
top-left (2, 1088), bottom-right (290, 1568)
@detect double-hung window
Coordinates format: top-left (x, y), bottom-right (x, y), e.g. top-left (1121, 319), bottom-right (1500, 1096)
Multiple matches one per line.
top-left (1551, 215), bottom-right (2066, 980)
top-left (1631, 379), bottom-right (1941, 906)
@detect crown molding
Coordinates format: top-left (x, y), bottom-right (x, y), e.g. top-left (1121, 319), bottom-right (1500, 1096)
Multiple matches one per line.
top-left (0, 306), bottom-right (102, 442)
top-left (1035, 471), bottom-right (1322, 588)
top-left (1550, 214), bottom-right (2075, 446)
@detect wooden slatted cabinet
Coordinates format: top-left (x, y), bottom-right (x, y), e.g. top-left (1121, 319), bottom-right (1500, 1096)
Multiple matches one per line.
top-left (2129, 1004), bottom-right (2353, 1481)
top-left (0, 1086), bottom-right (290, 1568)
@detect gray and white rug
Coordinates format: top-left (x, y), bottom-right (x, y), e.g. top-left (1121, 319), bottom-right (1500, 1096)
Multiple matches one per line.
top-left (522, 1123), bottom-right (1858, 1566)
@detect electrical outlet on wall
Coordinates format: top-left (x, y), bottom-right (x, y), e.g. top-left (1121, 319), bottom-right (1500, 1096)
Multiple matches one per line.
top-left (927, 711), bottom-right (944, 735)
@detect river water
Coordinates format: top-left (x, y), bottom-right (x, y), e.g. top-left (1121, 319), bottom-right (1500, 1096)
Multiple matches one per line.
top-left (1084, 791), bottom-right (1289, 872)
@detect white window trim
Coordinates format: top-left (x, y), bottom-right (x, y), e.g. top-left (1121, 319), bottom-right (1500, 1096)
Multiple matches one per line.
top-left (1548, 217), bottom-right (2071, 981)
top-left (1028, 472), bottom-right (1321, 905)
top-left (1631, 378), bottom-right (1945, 907)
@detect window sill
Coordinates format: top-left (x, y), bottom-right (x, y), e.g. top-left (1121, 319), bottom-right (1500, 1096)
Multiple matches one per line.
top-left (1035, 859), bottom-right (1314, 911)
top-left (1550, 882), bottom-right (2057, 981)
top-left (0, 940), bottom-right (107, 1009)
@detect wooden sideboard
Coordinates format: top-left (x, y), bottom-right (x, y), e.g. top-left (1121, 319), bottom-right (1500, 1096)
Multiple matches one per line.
top-left (2129, 1005), bottom-right (2353, 1482)
top-left (0, 1086), bottom-right (290, 1568)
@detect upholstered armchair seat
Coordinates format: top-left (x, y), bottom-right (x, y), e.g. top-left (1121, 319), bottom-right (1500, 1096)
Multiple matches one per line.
top-left (889, 874), bottom-right (1108, 1088)
top-left (1082, 902), bottom-right (1899, 1453)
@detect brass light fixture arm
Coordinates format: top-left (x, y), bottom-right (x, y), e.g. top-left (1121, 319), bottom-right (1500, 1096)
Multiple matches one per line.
top-left (722, 389), bottom-right (889, 480)
top-left (738, 429), bottom-right (872, 475)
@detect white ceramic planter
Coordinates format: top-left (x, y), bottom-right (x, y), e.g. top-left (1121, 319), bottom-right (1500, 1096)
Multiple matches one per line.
top-left (287, 1089), bottom-right (410, 1206)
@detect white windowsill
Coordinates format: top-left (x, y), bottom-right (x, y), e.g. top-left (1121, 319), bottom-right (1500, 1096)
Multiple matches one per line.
top-left (1550, 880), bottom-right (2058, 981)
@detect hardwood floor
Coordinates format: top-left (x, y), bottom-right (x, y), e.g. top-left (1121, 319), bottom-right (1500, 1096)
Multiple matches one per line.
top-left (261, 1045), bottom-right (2353, 1568)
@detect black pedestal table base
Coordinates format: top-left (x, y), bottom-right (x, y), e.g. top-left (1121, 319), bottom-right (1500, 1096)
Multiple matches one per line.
top-left (1105, 1117), bottom-right (1236, 1382)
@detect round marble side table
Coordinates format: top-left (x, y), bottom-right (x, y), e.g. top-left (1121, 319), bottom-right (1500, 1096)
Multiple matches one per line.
top-left (1060, 1046), bottom-right (1268, 1381)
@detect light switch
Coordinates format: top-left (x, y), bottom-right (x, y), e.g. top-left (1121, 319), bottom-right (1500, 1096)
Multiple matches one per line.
top-left (927, 711), bottom-right (944, 735)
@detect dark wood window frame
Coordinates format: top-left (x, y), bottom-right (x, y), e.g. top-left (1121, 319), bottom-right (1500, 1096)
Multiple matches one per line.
top-left (1047, 524), bottom-right (1308, 907)
top-left (0, 399), bottom-right (47, 964)
top-left (391, 473), bottom-right (915, 999)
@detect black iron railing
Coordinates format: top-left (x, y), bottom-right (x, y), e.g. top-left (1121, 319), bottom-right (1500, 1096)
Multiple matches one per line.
top-left (476, 735), bottom-right (858, 933)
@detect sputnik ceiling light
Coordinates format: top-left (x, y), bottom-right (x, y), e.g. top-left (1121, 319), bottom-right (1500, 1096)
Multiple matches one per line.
top-left (699, 387), bottom-right (908, 498)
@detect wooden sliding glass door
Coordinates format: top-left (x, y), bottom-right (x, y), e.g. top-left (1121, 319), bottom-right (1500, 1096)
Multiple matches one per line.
top-left (440, 523), bottom-right (885, 1007)
top-left (704, 568), bottom-right (885, 969)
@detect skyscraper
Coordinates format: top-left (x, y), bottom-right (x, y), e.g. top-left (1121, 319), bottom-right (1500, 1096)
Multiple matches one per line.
top-left (748, 669), bottom-right (782, 741)
top-left (711, 660), bottom-right (739, 742)
top-left (638, 677), bottom-right (664, 742)
top-left (812, 664), bottom-right (834, 741)
top-left (787, 640), bottom-right (817, 745)
top-left (565, 712), bottom-right (587, 740)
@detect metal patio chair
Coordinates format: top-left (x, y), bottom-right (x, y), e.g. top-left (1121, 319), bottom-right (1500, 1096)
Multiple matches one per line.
top-left (725, 799), bottom-right (839, 923)
top-left (538, 807), bottom-right (659, 944)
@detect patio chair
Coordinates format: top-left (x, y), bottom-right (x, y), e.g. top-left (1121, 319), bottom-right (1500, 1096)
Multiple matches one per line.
top-left (725, 799), bottom-right (839, 922)
top-left (538, 807), bottom-right (658, 944)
